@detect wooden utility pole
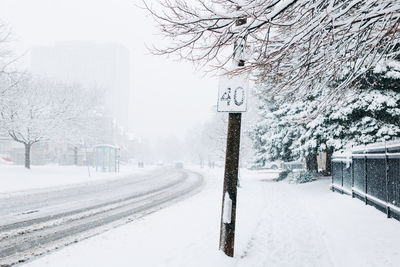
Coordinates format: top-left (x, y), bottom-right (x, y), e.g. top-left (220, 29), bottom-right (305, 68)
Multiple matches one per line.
top-left (219, 113), bottom-right (242, 256)
top-left (219, 12), bottom-right (247, 257)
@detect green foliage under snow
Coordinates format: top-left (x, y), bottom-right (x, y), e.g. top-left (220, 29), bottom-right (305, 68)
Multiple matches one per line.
top-left (250, 58), bottom-right (400, 168)
top-left (287, 171), bottom-right (318, 184)
top-left (275, 170), bottom-right (291, 182)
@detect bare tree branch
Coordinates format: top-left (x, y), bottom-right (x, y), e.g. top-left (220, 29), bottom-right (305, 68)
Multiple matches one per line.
top-left (143, 0), bottom-right (400, 101)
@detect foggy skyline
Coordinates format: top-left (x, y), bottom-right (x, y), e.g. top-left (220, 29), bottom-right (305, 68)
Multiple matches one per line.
top-left (31, 41), bottom-right (131, 130)
top-left (0, 0), bottom-right (218, 141)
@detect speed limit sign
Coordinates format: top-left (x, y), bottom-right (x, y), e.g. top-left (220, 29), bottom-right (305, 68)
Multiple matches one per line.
top-left (217, 75), bottom-right (248, 112)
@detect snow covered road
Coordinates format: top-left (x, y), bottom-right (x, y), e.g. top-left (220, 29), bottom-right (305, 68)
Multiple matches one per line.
top-left (0, 168), bottom-right (203, 266)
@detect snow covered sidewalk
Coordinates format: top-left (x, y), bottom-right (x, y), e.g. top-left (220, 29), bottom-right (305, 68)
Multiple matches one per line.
top-left (21, 168), bottom-right (400, 267)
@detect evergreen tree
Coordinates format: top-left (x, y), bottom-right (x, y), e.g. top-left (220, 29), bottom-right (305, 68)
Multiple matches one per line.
top-left (251, 58), bottom-right (400, 174)
top-left (301, 58), bottom-right (400, 173)
top-left (250, 96), bottom-right (306, 167)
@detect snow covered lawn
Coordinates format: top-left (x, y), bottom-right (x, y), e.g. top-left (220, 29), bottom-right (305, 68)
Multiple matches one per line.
top-left (0, 164), bottom-right (155, 194)
top-left (22, 168), bottom-right (400, 267)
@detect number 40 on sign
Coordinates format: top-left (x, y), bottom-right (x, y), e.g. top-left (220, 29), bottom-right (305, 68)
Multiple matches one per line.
top-left (217, 75), bottom-right (248, 113)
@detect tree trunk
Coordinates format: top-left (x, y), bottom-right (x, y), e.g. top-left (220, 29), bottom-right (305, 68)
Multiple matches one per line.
top-left (74, 146), bottom-right (78, 165)
top-left (24, 143), bottom-right (31, 169)
top-left (306, 152), bottom-right (318, 173)
top-left (325, 147), bottom-right (334, 175)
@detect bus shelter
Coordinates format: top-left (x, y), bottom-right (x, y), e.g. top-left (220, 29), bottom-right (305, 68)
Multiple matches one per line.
top-left (94, 144), bottom-right (120, 172)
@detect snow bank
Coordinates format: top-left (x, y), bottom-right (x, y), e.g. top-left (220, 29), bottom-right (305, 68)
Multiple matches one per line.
top-left (0, 164), bottom-right (155, 194)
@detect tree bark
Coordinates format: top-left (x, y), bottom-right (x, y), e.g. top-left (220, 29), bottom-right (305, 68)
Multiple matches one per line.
top-left (325, 147), bottom-right (334, 175)
top-left (306, 152), bottom-right (318, 173)
top-left (24, 143), bottom-right (31, 169)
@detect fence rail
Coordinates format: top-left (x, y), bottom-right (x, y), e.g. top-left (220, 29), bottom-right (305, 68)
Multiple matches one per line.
top-left (331, 142), bottom-right (400, 221)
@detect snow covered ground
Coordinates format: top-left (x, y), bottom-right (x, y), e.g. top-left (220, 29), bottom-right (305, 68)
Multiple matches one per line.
top-left (0, 164), bottom-right (155, 194)
top-left (18, 167), bottom-right (400, 267)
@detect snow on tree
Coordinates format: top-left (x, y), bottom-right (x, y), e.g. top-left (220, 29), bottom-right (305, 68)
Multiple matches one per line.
top-left (305, 57), bottom-right (400, 152)
top-left (0, 21), bottom-right (15, 106)
top-left (0, 20), bottom-right (11, 70)
top-left (146, 0), bottom-right (400, 172)
top-left (57, 85), bottom-right (104, 165)
top-left (250, 98), bottom-right (302, 164)
top-left (0, 72), bottom-right (19, 108)
top-left (184, 98), bottom-right (258, 168)
top-left (0, 76), bottom-right (97, 169)
top-left (252, 57), bottom-right (400, 173)
top-left (184, 113), bottom-right (227, 167)
top-left (250, 91), bottom-right (322, 171)
top-left (145, 0), bottom-right (400, 102)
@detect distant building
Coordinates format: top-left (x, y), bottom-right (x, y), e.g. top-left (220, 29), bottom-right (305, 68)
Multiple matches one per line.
top-left (31, 41), bottom-right (131, 131)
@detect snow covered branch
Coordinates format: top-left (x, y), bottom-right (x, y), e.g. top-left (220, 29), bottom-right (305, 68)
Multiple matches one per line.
top-left (0, 75), bottom-right (103, 168)
top-left (145, 0), bottom-right (400, 97)
top-left (0, 21), bottom-right (14, 74)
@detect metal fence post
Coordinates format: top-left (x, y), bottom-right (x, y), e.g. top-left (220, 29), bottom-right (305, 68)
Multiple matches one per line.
top-left (365, 155), bottom-right (368, 205)
top-left (385, 145), bottom-right (391, 218)
top-left (331, 158), bottom-right (334, 192)
top-left (341, 161), bottom-right (344, 194)
top-left (331, 143), bottom-right (400, 221)
top-left (331, 161), bottom-right (335, 192)
top-left (351, 155), bottom-right (355, 198)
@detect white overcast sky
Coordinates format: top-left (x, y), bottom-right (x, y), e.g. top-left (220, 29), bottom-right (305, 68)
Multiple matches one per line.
top-left (0, 0), bottom-right (218, 140)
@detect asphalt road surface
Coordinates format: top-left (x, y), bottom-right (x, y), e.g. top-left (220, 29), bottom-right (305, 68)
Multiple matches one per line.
top-left (0, 168), bottom-right (203, 266)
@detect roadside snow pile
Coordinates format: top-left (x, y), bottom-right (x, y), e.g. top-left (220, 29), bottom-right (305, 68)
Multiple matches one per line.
top-left (0, 164), bottom-right (156, 194)
top-left (287, 170), bottom-right (317, 184)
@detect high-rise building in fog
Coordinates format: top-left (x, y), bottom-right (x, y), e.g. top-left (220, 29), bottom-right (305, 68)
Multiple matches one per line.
top-left (31, 41), bottom-right (130, 131)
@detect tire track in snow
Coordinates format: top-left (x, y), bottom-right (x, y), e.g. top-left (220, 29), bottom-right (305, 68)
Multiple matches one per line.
top-left (0, 169), bottom-right (204, 267)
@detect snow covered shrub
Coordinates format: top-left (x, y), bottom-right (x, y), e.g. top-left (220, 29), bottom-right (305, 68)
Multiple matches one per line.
top-left (275, 170), bottom-right (291, 182)
top-left (287, 171), bottom-right (317, 184)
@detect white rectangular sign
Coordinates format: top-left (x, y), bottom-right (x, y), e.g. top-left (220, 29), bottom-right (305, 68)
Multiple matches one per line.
top-left (217, 75), bottom-right (248, 112)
